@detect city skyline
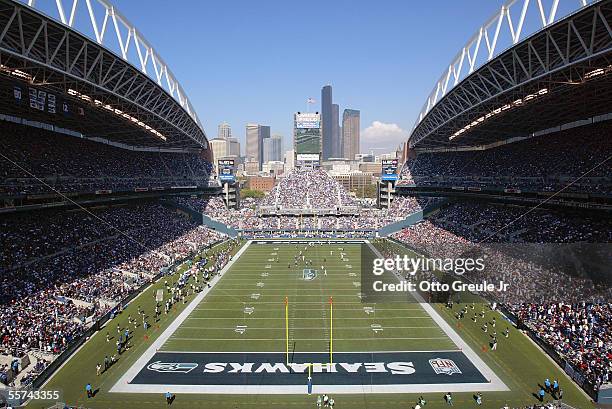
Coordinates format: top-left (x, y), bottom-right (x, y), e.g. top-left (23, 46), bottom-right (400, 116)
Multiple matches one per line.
top-left (115, 1), bottom-right (511, 155)
top-left (218, 84), bottom-right (370, 162)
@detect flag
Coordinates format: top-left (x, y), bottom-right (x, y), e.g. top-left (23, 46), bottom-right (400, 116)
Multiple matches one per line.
top-left (307, 97), bottom-right (315, 104)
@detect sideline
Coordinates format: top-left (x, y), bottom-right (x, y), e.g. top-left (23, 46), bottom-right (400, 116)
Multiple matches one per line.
top-left (39, 239), bottom-right (232, 390)
top-left (109, 240), bottom-right (252, 393)
top-left (365, 240), bottom-right (508, 392)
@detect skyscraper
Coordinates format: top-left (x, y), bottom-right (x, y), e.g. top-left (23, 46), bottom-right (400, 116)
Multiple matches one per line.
top-left (227, 137), bottom-right (240, 157)
top-left (331, 103), bottom-right (341, 157)
top-left (263, 134), bottom-right (283, 163)
top-left (218, 122), bottom-right (231, 139)
top-left (321, 85), bottom-right (333, 160)
top-left (209, 138), bottom-right (228, 164)
top-left (342, 109), bottom-right (360, 160)
top-left (245, 123), bottom-right (270, 170)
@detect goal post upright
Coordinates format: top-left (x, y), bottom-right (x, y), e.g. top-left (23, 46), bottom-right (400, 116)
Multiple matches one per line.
top-left (285, 296), bottom-right (289, 365)
top-left (329, 296), bottom-right (333, 365)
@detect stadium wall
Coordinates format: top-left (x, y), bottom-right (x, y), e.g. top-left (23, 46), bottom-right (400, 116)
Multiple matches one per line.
top-left (163, 198), bottom-right (239, 237)
top-left (377, 211), bottom-right (423, 237)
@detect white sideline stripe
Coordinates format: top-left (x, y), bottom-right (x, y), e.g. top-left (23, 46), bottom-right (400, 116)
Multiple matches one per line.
top-left (166, 337), bottom-right (450, 341)
top-left (110, 240), bottom-right (253, 393)
top-left (365, 241), bottom-right (509, 392)
top-left (109, 383), bottom-right (506, 394)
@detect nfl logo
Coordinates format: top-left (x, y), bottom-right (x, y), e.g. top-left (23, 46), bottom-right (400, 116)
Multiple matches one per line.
top-left (429, 358), bottom-right (462, 375)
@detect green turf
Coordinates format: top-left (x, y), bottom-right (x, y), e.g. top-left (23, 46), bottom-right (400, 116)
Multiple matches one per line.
top-left (31, 239), bottom-right (596, 409)
top-left (164, 242), bottom-right (454, 354)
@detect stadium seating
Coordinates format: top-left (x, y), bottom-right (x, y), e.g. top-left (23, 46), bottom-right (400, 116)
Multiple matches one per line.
top-left (260, 168), bottom-right (357, 209)
top-left (392, 201), bottom-right (612, 390)
top-left (0, 122), bottom-right (213, 196)
top-left (175, 194), bottom-right (425, 233)
top-left (0, 203), bottom-right (224, 357)
top-left (399, 122), bottom-right (612, 194)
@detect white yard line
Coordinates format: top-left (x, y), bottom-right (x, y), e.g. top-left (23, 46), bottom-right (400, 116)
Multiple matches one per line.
top-left (174, 326), bottom-right (443, 330)
top-left (186, 316), bottom-right (429, 320)
top-left (157, 349), bottom-right (463, 354)
top-left (167, 337), bottom-right (449, 341)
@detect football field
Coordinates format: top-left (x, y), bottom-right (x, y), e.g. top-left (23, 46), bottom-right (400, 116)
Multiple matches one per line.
top-left (112, 240), bottom-right (505, 395)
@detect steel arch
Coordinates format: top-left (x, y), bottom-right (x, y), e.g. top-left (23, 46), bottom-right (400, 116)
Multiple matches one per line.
top-left (409, 0), bottom-right (603, 147)
top-left (0, 0), bottom-right (206, 148)
top-left (18, 0), bottom-right (201, 128)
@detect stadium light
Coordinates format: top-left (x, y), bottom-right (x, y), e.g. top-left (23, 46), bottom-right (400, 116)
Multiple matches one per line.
top-left (449, 88), bottom-right (549, 141)
top-left (67, 88), bottom-right (167, 141)
top-left (0, 64), bottom-right (33, 81)
top-left (584, 65), bottom-right (612, 80)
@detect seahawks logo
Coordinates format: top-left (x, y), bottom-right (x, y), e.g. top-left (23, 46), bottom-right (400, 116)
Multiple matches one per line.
top-left (302, 269), bottom-right (317, 281)
top-left (147, 361), bottom-right (198, 373)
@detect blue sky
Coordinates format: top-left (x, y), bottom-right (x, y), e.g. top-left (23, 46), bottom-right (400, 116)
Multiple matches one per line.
top-left (107, 1), bottom-right (554, 153)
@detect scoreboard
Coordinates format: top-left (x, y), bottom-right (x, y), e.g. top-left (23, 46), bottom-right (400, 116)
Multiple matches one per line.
top-left (381, 158), bottom-right (399, 181)
top-left (218, 159), bottom-right (236, 183)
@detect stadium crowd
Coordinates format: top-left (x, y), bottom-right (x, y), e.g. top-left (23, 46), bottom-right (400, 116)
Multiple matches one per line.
top-left (392, 200), bottom-right (612, 391)
top-left (173, 167), bottom-right (429, 235)
top-left (512, 303), bottom-right (611, 389)
top-left (175, 193), bottom-right (425, 234)
top-left (0, 203), bottom-right (224, 356)
top-left (261, 168), bottom-right (357, 209)
top-left (0, 123), bottom-right (213, 196)
top-left (399, 122), bottom-right (612, 194)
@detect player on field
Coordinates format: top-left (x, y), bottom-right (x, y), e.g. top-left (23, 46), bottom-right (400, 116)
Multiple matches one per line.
top-left (444, 392), bottom-right (453, 405)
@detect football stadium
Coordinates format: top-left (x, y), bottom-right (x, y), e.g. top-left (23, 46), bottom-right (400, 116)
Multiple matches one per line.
top-left (0, 1), bottom-right (611, 409)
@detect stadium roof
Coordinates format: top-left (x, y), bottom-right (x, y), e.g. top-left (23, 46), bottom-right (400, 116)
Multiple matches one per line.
top-left (0, 0), bottom-right (207, 149)
top-left (409, 0), bottom-right (612, 150)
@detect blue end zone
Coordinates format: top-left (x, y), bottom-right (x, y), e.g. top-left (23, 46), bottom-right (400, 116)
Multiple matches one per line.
top-left (130, 351), bottom-right (488, 386)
